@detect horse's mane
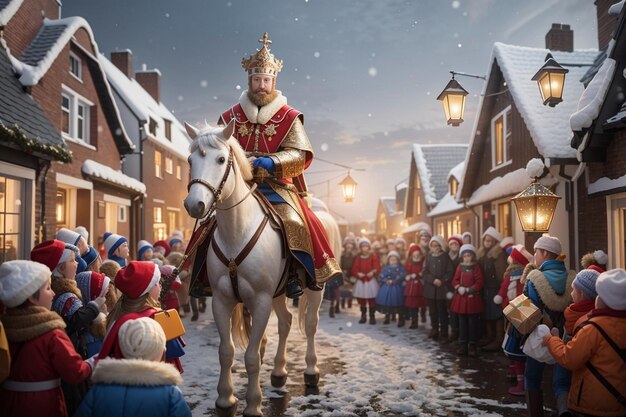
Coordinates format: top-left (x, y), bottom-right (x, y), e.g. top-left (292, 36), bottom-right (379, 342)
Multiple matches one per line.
top-left (189, 125), bottom-right (253, 181)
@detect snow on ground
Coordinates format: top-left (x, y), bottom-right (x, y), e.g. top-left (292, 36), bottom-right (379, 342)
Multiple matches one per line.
top-left (181, 299), bottom-right (527, 416)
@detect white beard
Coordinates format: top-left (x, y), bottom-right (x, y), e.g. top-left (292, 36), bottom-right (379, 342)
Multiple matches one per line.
top-left (239, 90), bottom-right (287, 124)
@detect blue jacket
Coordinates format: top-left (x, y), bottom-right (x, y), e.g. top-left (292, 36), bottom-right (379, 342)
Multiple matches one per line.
top-left (75, 358), bottom-right (191, 417)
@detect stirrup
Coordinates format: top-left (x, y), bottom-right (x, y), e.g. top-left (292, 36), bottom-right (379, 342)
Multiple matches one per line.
top-left (286, 278), bottom-right (303, 299)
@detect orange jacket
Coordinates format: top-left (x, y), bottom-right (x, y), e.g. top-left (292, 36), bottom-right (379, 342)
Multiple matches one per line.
top-left (546, 310), bottom-right (626, 416)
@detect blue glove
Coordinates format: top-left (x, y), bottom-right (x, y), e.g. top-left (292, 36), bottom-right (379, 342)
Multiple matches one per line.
top-left (252, 157), bottom-right (275, 174)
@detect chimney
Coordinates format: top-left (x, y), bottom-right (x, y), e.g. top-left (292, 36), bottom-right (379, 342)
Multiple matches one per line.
top-left (545, 23), bottom-right (573, 52)
top-left (135, 67), bottom-right (161, 102)
top-left (596, 0), bottom-right (619, 50)
top-left (111, 50), bottom-right (133, 79)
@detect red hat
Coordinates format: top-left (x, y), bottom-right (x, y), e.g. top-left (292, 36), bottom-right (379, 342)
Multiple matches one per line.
top-left (153, 240), bottom-right (171, 256)
top-left (30, 240), bottom-right (67, 271)
top-left (447, 235), bottom-right (463, 247)
top-left (510, 245), bottom-right (531, 266)
top-left (75, 271), bottom-right (110, 302)
top-left (115, 261), bottom-right (161, 299)
top-left (587, 264), bottom-right (606, 274)
top-left (407, 243), bottom-right (421, 257)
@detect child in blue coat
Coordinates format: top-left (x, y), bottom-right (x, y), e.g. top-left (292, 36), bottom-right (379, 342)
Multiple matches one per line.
top-left (376, 251), bottom-right (406, 326)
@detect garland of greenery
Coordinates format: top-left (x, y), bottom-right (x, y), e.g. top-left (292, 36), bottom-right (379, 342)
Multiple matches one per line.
top-left (0, 122), bottom-right (72, 163)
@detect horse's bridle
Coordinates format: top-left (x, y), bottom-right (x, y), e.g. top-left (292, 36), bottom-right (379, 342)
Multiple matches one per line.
top-left (187, 147), bottom-right (234, 216)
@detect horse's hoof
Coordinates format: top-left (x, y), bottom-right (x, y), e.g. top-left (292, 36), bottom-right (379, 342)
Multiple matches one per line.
top-left (243, 412), bottom-right (263, 417)
top-left (271, 373), bottom-right (287, 387)
top-left (304, 372), bottom-right (319, 387)
top-left (215, 401), bottom-right (237, 417)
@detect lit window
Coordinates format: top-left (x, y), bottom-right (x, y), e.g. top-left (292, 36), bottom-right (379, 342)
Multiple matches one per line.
top-left (492, 106), bottom-right (512, 167)
top-left (69, 52), bottom-right (82, 80)
top-left (416, 195), bottom-right (421, 216)
top-left (176, 165), bottom-right (181, 180)
top-left (154, 206), bottom-right (163, 223)
top-left (56, 189), bottom-right (67, 224)
top-left (154, 151), bottom-right (162, 178)
top-left (497, 202), bottom-right (512, 238)
top-left (165, 156), bottom-right (173, 174)
top-left (450, 178), bottom-right (458, 196)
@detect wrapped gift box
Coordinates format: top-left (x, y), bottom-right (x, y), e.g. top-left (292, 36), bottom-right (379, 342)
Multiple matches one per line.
top-left (503, 294), bottom-right (542, 335)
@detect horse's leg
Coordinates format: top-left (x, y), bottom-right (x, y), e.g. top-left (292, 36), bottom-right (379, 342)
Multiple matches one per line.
top-left (212, 294), bottom-right (239, 414)
top-left (302, 287), bottom-right (323, 386)
top-left (243, 294), bottom-right (273, 417)
top-left (270, 295), bottom-right (292, 387)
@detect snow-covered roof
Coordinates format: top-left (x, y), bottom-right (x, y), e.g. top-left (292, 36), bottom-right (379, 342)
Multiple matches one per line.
top-left (492, 42), bottom-right (597, 159)
top-left (10, 17), bottom-right (96, 86)
top-left (588, 173), bottom-right (626, 195)
top-left (82, 159), bottom-right (146, 195)
top-left (427, 193), bottom-right (465, 218)
top-left (448, 161), bottom-right (465, 182)
top-left (0, 0), bottom-right (21, 26)
top-left (99, 54), bottom-right (191, 159)
top-left (412, 144), bottom-right (467, 206)
top-left (570, 56), bottom-right (616, 133)
top-left (380, 197), bottom-right (397, 216)
top-left (395, 181), bottom-right (408, 191)
top-left (609, 0), bottom-right (625, 15)
top-left (467, 167), bottom-right (558, 206)
top-left (400, 222), bottom-right (430, 235)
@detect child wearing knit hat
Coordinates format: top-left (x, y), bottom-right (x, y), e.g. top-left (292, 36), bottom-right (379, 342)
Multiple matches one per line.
top-left (0, 260), bottom-right (93, 417)
top-left (100, 261), bottom-right (186, 374)
top-left (423, 235), bottom-right (454, 341)
top-left (75, 318), bottom-right (192, 417)
top-left (137, 240), bottom-right (155, 261)
top-left (404, 244), bottom-right (427, 329)
top-left (375, 251), bottom-right (406, 326)
top-left (75, 271), bottom-right (112, 357)
top-left (351, 238), bottom-right (381, 325)
top-left (544, 269), bottom-right (626, 417)
top-left (102, 232), bottom-right (129, 268)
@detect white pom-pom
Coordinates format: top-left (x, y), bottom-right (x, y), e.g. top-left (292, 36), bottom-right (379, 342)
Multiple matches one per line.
top-left (493, 294), bottom-right (503, 305)
top-left (457, 287), bottom-right (466, 295)
top-left (446, 291), bottom-right (454, 300)
top-left (526, 158), bottom-right (545, 179)
top-left (593, 250), bottom-right (608, 265)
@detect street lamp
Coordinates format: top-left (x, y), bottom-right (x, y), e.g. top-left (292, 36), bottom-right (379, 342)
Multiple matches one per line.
top-left (339, 172), bottom-right (358, 203)
top-left (437, 76), bottom-right (469, 126)
top-left (531, 53), bottom-right (569, 107)
top-left (512, 159), bottom-right (561, 233)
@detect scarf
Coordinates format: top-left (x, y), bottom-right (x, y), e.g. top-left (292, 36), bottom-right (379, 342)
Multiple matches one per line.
top-left (108, 255), bottom-right (127, 268)
top-left (51, 277), bottom-right (83, 300)
top-left (1, 306), bottom-right (66, 343)
top-left (538, 260), bottom-right (569, 295)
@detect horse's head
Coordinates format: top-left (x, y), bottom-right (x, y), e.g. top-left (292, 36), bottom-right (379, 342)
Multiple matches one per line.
top-left (183, 120), bottom-right (251, 218)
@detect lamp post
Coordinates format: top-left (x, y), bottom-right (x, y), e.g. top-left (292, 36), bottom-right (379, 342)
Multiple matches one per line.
top-left (512, 159), bottom-right (561, 233)
top-left (531, 53), bottom-right (569, 107)
top-left (339, 172), bottom-right (358, 203)
top-left (437, 71), bottom-right (486, 126)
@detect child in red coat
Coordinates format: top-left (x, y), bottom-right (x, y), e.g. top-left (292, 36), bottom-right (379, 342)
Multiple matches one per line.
top-left (159, 265), bottom-right (182, 311)
top-left (450, 244), bottom-right (484, 357)
top-left (351, 238), bottom-right (381, 325)
top-left (404, 244), bottom-right (426, 329)
top-left (0, 261), bottom-right (93, 417)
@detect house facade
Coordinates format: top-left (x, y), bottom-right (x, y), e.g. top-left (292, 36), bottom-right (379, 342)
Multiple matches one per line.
top-left (1, 0), bottom-right (141, 252)
top-left (100, 50), bottom-right (193, 246)
top-left (403, 144), bottom-right (467, 243)
top-left (457, 25), bottom-right (596, 267)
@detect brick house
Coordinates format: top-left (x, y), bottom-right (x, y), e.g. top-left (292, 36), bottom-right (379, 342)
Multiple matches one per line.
top-left (402, 144), bottom-right (467, 243)
top-left (1, 0), bottom-right (142, 252)
top-left (570, 0), bottom-right (626, 268)
top-left (99, 50), bottom-right (193, 248)
top-left (457, 25), bottom-right (596, 267)
top-left (427, 161), bottom-right (477, 241)
top-left (0, 39), bottom-right (71, 265)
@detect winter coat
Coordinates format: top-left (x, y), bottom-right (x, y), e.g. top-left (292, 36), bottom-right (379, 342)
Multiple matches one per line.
top-left (546, 309), bottom-right (626, 417)
top-left (339, 252), bottom-right (356, 293)
top-left (350, 254), bottom-right (381, 283)
top-left (563, 299), bottom-right (596, 341)
top-left (450, 263), bottom-right (484, 315)
top-left (404, 260), bottom-right (427, 308)
top-left (522, 260), bottom-right (575, 332)
top-left (75, 358), bottom-right (191, 417)
top-left (422, 252), bottom-right (454, 300)
top-left (494, 264), bottom-right (525, 308)
top-left (162, 277), bottom-right (183, 311)
top-left (0, 320), bottom-right (9, 382)
top-left (447, 254), bottom-right (461, 292)
top-left (375, 264), bottom-right (405, 308)
top-left (477, 245), bottom-right (508, 289)
top-left (0, 307), bottom-right (92, 417)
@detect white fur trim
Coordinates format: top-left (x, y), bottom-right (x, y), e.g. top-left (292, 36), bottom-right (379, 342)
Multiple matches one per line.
top-left (593, 250), bottom-right (608, 266)
top-left (482, 226), bottom-right (503, 242)
top-left (92, 358), bottom-right (182, 386)
top-left (140, 266), bottom-right (161, 297)
top-left (238, 90), bottom-right (288, 124)
top-left (493, 294), bottom-right (503, 305)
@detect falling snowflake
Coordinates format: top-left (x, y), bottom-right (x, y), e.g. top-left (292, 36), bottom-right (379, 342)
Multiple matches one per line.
top-left (294, 17), bottom-right (299, 21)
top-left (294, 67), bottom-right (299, 72)
top-left (367, 113), bottom-right (372, 117)
top-left (226, 1), bottom-right (232, 6)
top-left (178, 96), bottom-right (184, 101)
top-left (165, 13), bottom-right (170, 18)
top-left (305, 75), bottom-right (311, 80)
top-left (371, 52), bottom-right (376, 58)
top-left (368, 67), bottom-right (378, 77)
top-left (200, 80), bottom-right (208, 88)
top-left (383, 132), bottom-right (389, 137)
top-left (426, 91), bottom-right (431, 96)
top-left (314, 51), bottom-right (320, 58)
top-left (235, 85), bottom-right (241, 90)
top-left (213, 96), bottom-right (219, 100)
top-left (453, 32), bottom-right (459, 38)
top-left (452, 1), bottom-right (461, 8)
top-left (458, 43), bottom-right (462, 48)
top-left (320, 143), bottom-right (329, 152)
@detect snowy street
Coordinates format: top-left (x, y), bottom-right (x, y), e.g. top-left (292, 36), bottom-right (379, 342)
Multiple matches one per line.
top-left (181, 299), bottom-right (540, 417)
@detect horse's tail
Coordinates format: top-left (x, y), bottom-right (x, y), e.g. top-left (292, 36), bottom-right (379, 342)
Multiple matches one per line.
top-left (297, 291), bottom-right (308, 334)
top-left (231, 303), bottom-right (250, 350)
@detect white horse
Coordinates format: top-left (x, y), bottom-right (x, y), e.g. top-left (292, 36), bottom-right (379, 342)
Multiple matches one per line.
top-left (183, 121), bottom-right (325, 417)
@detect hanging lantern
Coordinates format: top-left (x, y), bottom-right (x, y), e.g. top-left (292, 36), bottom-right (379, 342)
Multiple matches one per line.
top-left (339, 173), bottom-right (357, 203)
top-left (531, 53), bottom-right (569, 107)
top-left (512, 181), bottom-right (561, 233)
top-left (437, 77), bottom-right (469, 126)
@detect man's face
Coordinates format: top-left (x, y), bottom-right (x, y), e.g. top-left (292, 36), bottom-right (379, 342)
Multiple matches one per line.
top-left (250, 75), bottom-right (274, 95)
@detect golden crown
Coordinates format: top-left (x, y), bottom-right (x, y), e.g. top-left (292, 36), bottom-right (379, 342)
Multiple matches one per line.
top-left (241, 32), bottom-right (284, 77)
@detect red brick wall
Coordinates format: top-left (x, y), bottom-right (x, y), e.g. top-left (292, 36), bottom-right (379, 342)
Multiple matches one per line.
top-left (596, 0), bottom-right (619, 50)
top-left (3, 0), bottom-right (60, 57)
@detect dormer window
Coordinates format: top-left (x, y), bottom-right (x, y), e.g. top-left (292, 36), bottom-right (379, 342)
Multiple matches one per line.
top-left (149, 118), bottom-right (157, 136)
top-left (164, 120), bottom-right (172, 141)
top-left (69, 52), bottom-right (82, 80)
top-left (450, 178), bottom-right (458, 196)
top-left (491, 106), bottom-right (512, 169)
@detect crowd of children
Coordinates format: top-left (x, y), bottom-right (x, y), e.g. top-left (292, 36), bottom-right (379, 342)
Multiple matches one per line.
top-left (333, 228), bottom-right (626, 417)
top-left (0, 227), bottom-right (196, 417)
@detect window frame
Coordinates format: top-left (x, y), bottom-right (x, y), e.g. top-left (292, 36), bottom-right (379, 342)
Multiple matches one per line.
top-left (164, 120), bottom-right (172, 141)
top-left (491, 105), bottom-right (512, 169)
top-left (61, 86), bottom-right (93, 145)
top-left (154, 150), bottom-right (163, 179)
top-left (69, 51), bottom-right (82, 81)
top-left (165, 156), bottom-right (173, 175)
top-left (176, 164), bottom-right (182, 180)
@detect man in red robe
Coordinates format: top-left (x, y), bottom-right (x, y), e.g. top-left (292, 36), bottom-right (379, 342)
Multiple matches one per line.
top-left (216, 32), bottom-right (341, 298)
